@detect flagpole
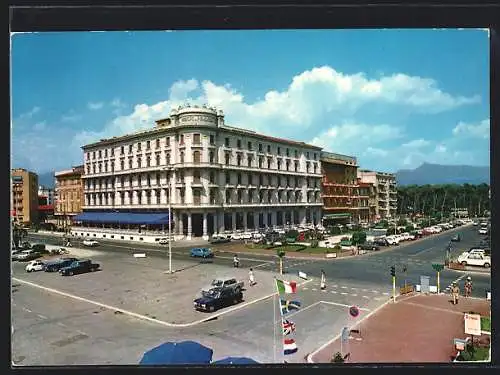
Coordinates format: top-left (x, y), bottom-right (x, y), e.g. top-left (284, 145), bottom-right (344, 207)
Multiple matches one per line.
top-left (273, 282), bottom-right (277, 363)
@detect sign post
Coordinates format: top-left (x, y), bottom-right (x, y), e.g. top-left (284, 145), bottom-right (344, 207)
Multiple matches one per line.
top-left (432, 264), bottom-right (444, 294)
top-left (390, 265), bottom-right (396, 302)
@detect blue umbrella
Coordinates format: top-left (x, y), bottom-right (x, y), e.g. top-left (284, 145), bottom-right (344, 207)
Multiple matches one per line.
top-left (139, 341), bottom-right (213, 365)
top-left (213, 357), bottom-right (260, 365)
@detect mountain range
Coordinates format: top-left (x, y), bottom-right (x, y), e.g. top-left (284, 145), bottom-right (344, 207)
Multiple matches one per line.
top-left (37, 171), bottom-right (55, 188)
top-left (395, 163), bottom-right (490, 186)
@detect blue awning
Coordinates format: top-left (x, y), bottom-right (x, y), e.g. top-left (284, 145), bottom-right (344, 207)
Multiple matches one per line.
top-left (73, 212), bottom-right (171, 225)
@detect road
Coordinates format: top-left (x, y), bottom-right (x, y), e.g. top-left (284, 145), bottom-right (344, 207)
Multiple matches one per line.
top-left (13, 224), bottom-right (490, 364)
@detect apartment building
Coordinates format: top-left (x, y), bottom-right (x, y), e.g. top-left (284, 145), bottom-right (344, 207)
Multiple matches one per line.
top-left (11, 168), bottom-right (39, 225)
top-left (357, 169), bottom-right (397, 219)
top-left (54, 165), bottom-right (84, 229)
top-left (320, 152), bottom-right (373, 224)
top-left (77, 105), bottom-right (324, 240)
top-left (38, 185), bottom-right (55, 205)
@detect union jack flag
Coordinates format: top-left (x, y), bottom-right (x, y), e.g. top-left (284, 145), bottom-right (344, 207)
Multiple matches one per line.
top-left (282, 319), bottom-right (296, 335)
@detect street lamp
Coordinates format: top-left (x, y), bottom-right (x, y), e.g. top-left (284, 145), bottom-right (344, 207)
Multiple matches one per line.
top-left (161, 166), bottom-right (174, 274)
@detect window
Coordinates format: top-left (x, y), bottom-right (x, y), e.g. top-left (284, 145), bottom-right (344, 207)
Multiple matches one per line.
top-left (237, 155), bottom-right (241, 166)
top-left (225, 137), bottom-right (230, 147)
top-left (166, 153), bottom-right (171, 165)
top-left (313, 163), bottom-right (317, 173)
top-left (104, 163), bottom-right (108, 173)
top-left (286, 148), bottom-right (289, 157)
top-left (193, 151), bottom-right (201, 164)
top-left (209, 151), bottom-right (215, 163)
top-left (156, 173), bottom-right (160, 185)
top-left (156, 139), bottom-right (160, 149)
top-left (193, 170), bottom-right (201, 183)
top-left (258, 157), bottom-right (263, 168)
top-left (129, 145), bottom-right (133, 153)
top-left (277, 147), bottom-right (281, 155)
top-left (138, 142), bottom-right (142, 151)
top-left (146, 140), bottom-right (150, 149)
top-left (267, 159), bottom-right (271, 169)
top-left (209, 134), bottom-right (215, 145)
top-left (225, 153), bottom-right (230, 165)
top-left (237, 173), bottom-right (242, 185)
top-left (259, 174), bottom-right (264, 185)
top-left (111, 148), bottom-right (114, 156)
top-left (120, 176), bottom-right (125, 186)
top-left (306, 152), bottom-right (310, 159)
top-left (193, 133), bottom-right (201, 145)
top-left (248, 141), bottom-right (252, 150)
top-left (138, 175), bottom-right (142, 186)
top-left (225, 172), bottom-right (231, 184)
top-left (120, 160), bottom-right (125, 170)
top-left (180, 152), bottom-right (185, 163)
top-left (278, 176), bottom-right (282, 186)
top-left (137, 158), bottom-right (142, 168)
top-left (286, 160), bottom-right (290, 171)
top-left (98, 150), bottom-right (102, 158)
top-left (237, 139), bottom-right (242, 149)
top-left (294, 150), bottom-right (298, 158)
top-left (156, 154), bottom-right (160, 166)
top-left (313, 152), bottom-right (317, 160)
top-left (209, 172), bottom-right (215, 184)
top-left (306, 162), bottom-right (310, 173)
top-left (179, 134), bottom-right (185, 145)
top-left (104, 149), bottom-right (108, 157)
top-left (247, 156), bottom-right (252, 168)
top-left (259, 191), bottom-right (264, 203)
top-left (277, 160), bottom-right (282, 170)
top-left (225, 190), bottom-right (231, 204)
top-left (237, 190), bottom-right (242, 203)
top-left (267, 145), bottom-right (271, 153)
top-left (294, 161), bottom-right (299, 172)
top-left (166, 137), bottom-right (170, 147)
top-left (98, 164), bottom-right (102, 173)
top-left (259, 143), bottom-right (263, 152)
top-left (92, 151), bottom-right (96, 159)
top-left (86, 152), bottom-right (90, 160)
top-left (121, 146), bottom-right (124, 155)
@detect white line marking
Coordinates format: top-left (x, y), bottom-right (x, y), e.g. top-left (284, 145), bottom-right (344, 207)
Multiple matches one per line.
top-left (57, 322), bottom-right (66, 327)
top-left (22, 307), bottom-right (32, 313)
top-left (362, 296), bottom-right (370, 299)
top-left (332, 285), bottom-right (338, 288)
top-left (371, 290), bottom-right (379, 293)
top-left (319, 301), bottom-right (370, 311)
top-left (312, 288), bottom-right (317, 291)
top-left (253, 263), bottom-right (270, 269)
top-left (13, 277), bottom-right (313, 328)
top-left (77, 330), bottom-right (87, 335)
top-left (37, 314), bottom-right (47, 319)
top-left (341, 286), bottom-right (348, 289)
top-left (302, 287), bottom-right (309, 290)
top-left (351, 294), bottom-right (358, 297)
top-left (279, 301), bottom-right (322, 322)
top-left (362, 289), bottom-right (368, 292)
top-left (382, 292), bottom-right (389, 296)
top-left (331, 291), bottom-right (337, 294)
top-left (321, 289), bottom-right (327, 292)
top-left (340, 292), bottom-right (348, 295)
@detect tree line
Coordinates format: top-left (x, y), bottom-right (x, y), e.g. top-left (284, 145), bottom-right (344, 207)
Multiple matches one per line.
top-left (396, 183), bottom-right (490, 217)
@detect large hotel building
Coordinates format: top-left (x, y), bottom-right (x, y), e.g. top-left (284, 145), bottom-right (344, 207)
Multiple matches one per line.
top-left (75, 105), bottom-right (323, 240)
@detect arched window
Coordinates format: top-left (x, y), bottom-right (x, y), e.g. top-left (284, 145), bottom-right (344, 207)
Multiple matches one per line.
top-left (193, 151), bottom-right (201, 164)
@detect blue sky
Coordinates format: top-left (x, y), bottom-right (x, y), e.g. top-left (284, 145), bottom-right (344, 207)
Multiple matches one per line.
top-left (11, 29), bottom-right (489, 174)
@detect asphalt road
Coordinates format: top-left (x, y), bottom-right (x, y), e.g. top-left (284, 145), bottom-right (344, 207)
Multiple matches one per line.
top-left (14, 224), bottom-right (490, 365)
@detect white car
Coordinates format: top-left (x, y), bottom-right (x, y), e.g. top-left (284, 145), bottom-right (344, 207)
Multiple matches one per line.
top-left (385, 235), bottom-right (400, 245)
top-left (26, 260), bottom-right (45, 272)
top-left (230, 232), bottom-right (242, 240)
top-left (83, 239), bottom-right (99, 247)
top-left (158, 238), bottom-right (169, 245)
top-left (478, 228), bottom-right (488, 235)
top-left (473, 221), bottom-right (479, 226)
top-left (241, 232), bottom-right (253, 240)
top-left (457, 252), bottom-right (490, 268)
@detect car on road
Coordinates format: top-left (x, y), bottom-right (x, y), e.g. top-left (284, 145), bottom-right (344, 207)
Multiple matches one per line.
top-left (450, 233), bottom-right (461, 242)
top-left (60, 259), bottom-right (100, 276)
top-left (158, 238), bottom-right (170, 245)
top-left (190, 247), bottom-right (214, 258)
top-left (193, 287), bottom-right (244, 312)
top-left (457, 252), bottom-right (490, 268)
top-left (16, 249), bottom-right (42, 262)
top-left (357, 242), bottom-right (380, 251)
top-left (25, 260), bottom-right (45, 272)
top-left (478, 228), bottom-right (488, 235)
top-left (82, 239), bottom-right (99, 247)
top-left (44, 257), bottom-right (80, 272)
top-left (210, 236), bottom-right (231, 244)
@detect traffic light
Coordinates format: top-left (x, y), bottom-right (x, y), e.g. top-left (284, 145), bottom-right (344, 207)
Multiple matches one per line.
top-left (390, 265), bottom-right (396, 277)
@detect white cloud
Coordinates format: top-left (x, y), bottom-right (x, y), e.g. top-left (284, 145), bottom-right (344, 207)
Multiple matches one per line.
top-left (61, 111), bottom-right (82, 122)
top-left (88, 102), bottom-right (104, 110)
top-left (19, 106), bottom-right (40, 119)
top-left (401, 139), bottom-right (431, 149)
top-left (452, 119), bottom-right (489, 139)
top-left (33, 121), bottom-right (46, 131)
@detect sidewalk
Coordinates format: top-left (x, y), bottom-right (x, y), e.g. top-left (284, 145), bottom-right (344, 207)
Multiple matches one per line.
top-left (310, 293), bottom-right (490, 363)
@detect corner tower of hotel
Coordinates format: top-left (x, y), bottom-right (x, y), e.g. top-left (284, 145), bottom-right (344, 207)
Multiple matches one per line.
top-left (75, 105), bottom-right (324, 240)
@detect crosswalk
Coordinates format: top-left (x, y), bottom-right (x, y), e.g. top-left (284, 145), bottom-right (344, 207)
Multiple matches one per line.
top-left (301, 281), bottom-right (391, 301)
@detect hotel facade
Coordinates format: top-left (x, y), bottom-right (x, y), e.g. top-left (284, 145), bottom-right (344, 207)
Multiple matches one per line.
top-left (357, 170), bottom-right (397, 219)
top-left (76, 105), bottom-right (323, 240)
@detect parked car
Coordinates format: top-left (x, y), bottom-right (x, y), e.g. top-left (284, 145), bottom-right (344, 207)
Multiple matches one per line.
top-left (450, 234), bottom-right (461, 242)
top-left (457, 252), bottom-right (490, 268)
top-left (478, 228), bottom-right (488, 235)
top-left (357, 242), bottom-right (380, 251)
top-left (25, 260), bottom-right (45, 272)
top-left (44, 257), bottom-right (79, 272)
top-left (190, 247), bottom-right (214, 258)
top-left (157, 238), bottom-right (170, 245)
top-left (31, 243), bottom-right (48, 253)
top-left (193, 287), bottom-right (244, 312)
top-left (16, 249), bottom-right (42, 262)
top-left (82, 239), bottom-right (99, 247)
top-left (60, 259), bottom-right (100, 276)
top-left (374, 237), bottom-right (390, 246)
top-left (205, 277), bottom-right (244, 293)
top-left (385, 236), bottom-right (400, 246)
top-left (210, 236), bottom-right (230, 244)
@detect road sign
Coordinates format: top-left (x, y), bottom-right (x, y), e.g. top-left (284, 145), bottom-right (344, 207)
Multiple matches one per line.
top-left (349, 305), bottom-right (360, 318)
top-left (464, 313), bottom-right (481, 336)
top-left (432, 263), bottom-right (444, 272)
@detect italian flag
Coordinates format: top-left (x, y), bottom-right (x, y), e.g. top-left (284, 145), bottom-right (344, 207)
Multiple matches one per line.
top-left (276, 279), bottom-right (297, 294)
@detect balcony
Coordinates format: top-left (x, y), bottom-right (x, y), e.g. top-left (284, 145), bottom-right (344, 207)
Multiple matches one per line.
top-left (191, 179), bottom-right (203, 187)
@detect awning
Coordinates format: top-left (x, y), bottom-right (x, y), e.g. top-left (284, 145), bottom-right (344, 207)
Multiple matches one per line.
top-left (73, 212), bottom-right (171, 225)
top-left (323, 213), bottom-right (351, 219)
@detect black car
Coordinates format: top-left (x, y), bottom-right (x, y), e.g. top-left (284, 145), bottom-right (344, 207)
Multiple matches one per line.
top-left (450, 234), bottom-right (461, 242)
top-left (373, 237), bottom-right (390, 246)
top-left (358, 242), bottom-right (380, 251)
top-left (60, 260), bottom-right (100, 276)
top-left (193, 287), bottom-right (243, 312)
top-left (44, 257), bottom-right (79, 272)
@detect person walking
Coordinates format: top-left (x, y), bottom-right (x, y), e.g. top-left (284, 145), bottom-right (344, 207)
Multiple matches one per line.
top-left (233, 254), bottom-right (240, 268)
top-left (249, 268), bottom-right (256, 286)
top-left (450, 282), bottom-right (460, 305)
top-left (320, 269), bottom-right (326, 290)
top-left (464, 276), bottom-right (472, 298)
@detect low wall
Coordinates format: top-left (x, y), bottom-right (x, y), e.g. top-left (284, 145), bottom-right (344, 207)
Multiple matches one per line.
top-left (70, 229), bottom-right (179, 244)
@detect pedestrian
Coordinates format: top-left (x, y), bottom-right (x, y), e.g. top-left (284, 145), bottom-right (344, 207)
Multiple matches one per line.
top-left (450, 282), bottom-right (460, 305)
top-left (320, 269), bottom-right (326, 290)
top-left (464, 276), bottom-right (472, 298)
top-left (233, 254), bottom-right (240, 268)
top-left (249, 268), bottom-right (256, 286)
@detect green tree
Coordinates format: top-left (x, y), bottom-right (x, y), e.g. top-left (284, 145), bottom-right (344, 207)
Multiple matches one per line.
top-left (350, 231), bottom-right (366, 245)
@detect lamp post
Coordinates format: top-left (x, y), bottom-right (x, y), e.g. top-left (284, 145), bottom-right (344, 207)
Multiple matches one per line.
top-left (162, 166), bottom-right (174, 274)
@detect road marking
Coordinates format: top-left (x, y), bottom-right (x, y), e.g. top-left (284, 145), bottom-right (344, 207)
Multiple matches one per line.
top-left (280, 301), bottom-right (322, 321)
top-left (302, 287), bottom-right (309, 290)
top-left (37, 314), bottom-right (47, 319)
top-left (382, 292), bottom-right (389, 296)
top-left (341, 286), bottom-right (348, 289)
top-left (371, 290), bottom-right (379, 293)
top-left (57, 322), bottom-right (66, 327)
top-left (350, 287), bottom-right (358, 290)
top-left (22, 307), bottom-right (32, 313)
top-left (321, 289), bottom-right (327, 292)
top-left (409, 245), bottom-right (438, 257)
top-left (362, 296), bottom-right (370, 299)
top-left (400, 300), bottom-right (464, 316)
top-left (351, 294), bottom-right (358, 297)
top-left (332, 285), bottom-right (338, 288)
top-left (319, 301), bottom-right (370, 311)
top-left (331, 291), bottom-right (337, 294)
top-left (253, 263), bottom-right (271, 269)
top-left (13, 277), bottom-right (313, 328)
top-left (340, 292), bottom-right (348, 295)
top-left (312, 288), bottom-right (317, 291)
